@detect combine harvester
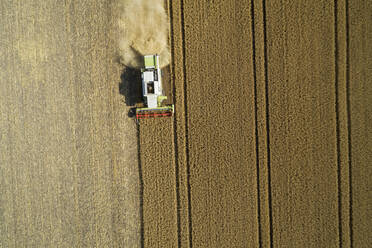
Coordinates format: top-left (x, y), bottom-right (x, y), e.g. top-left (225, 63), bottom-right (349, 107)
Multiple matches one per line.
top-left (136, 54), bottom-right (174, 120)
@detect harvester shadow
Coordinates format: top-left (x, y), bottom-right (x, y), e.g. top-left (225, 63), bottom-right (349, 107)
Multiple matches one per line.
top-left (119, 67), bottom-right (142, 117)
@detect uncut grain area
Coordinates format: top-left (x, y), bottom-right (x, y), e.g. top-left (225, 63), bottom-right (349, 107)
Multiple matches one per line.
top-left (138, 0), bottom-right (371, 248)
top-left (0, 1), bottom-right (141, 247)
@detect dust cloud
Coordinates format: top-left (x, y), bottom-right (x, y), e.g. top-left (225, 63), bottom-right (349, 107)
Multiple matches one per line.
top-left (117, 0), bottom-right (170, 68)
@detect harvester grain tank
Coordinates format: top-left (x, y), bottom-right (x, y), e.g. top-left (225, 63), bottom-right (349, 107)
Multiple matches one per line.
top-left (136, 55), bottom-right (174, 120)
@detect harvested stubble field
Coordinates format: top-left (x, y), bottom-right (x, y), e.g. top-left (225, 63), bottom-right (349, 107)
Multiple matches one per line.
top-left (0, 0), bottom-right (371, 248)
top-left (0, 1), bottom-right (141, 247)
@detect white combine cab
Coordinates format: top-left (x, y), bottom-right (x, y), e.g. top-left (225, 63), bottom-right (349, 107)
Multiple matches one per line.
top-left (136, 55), bottom-right (174, 120)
